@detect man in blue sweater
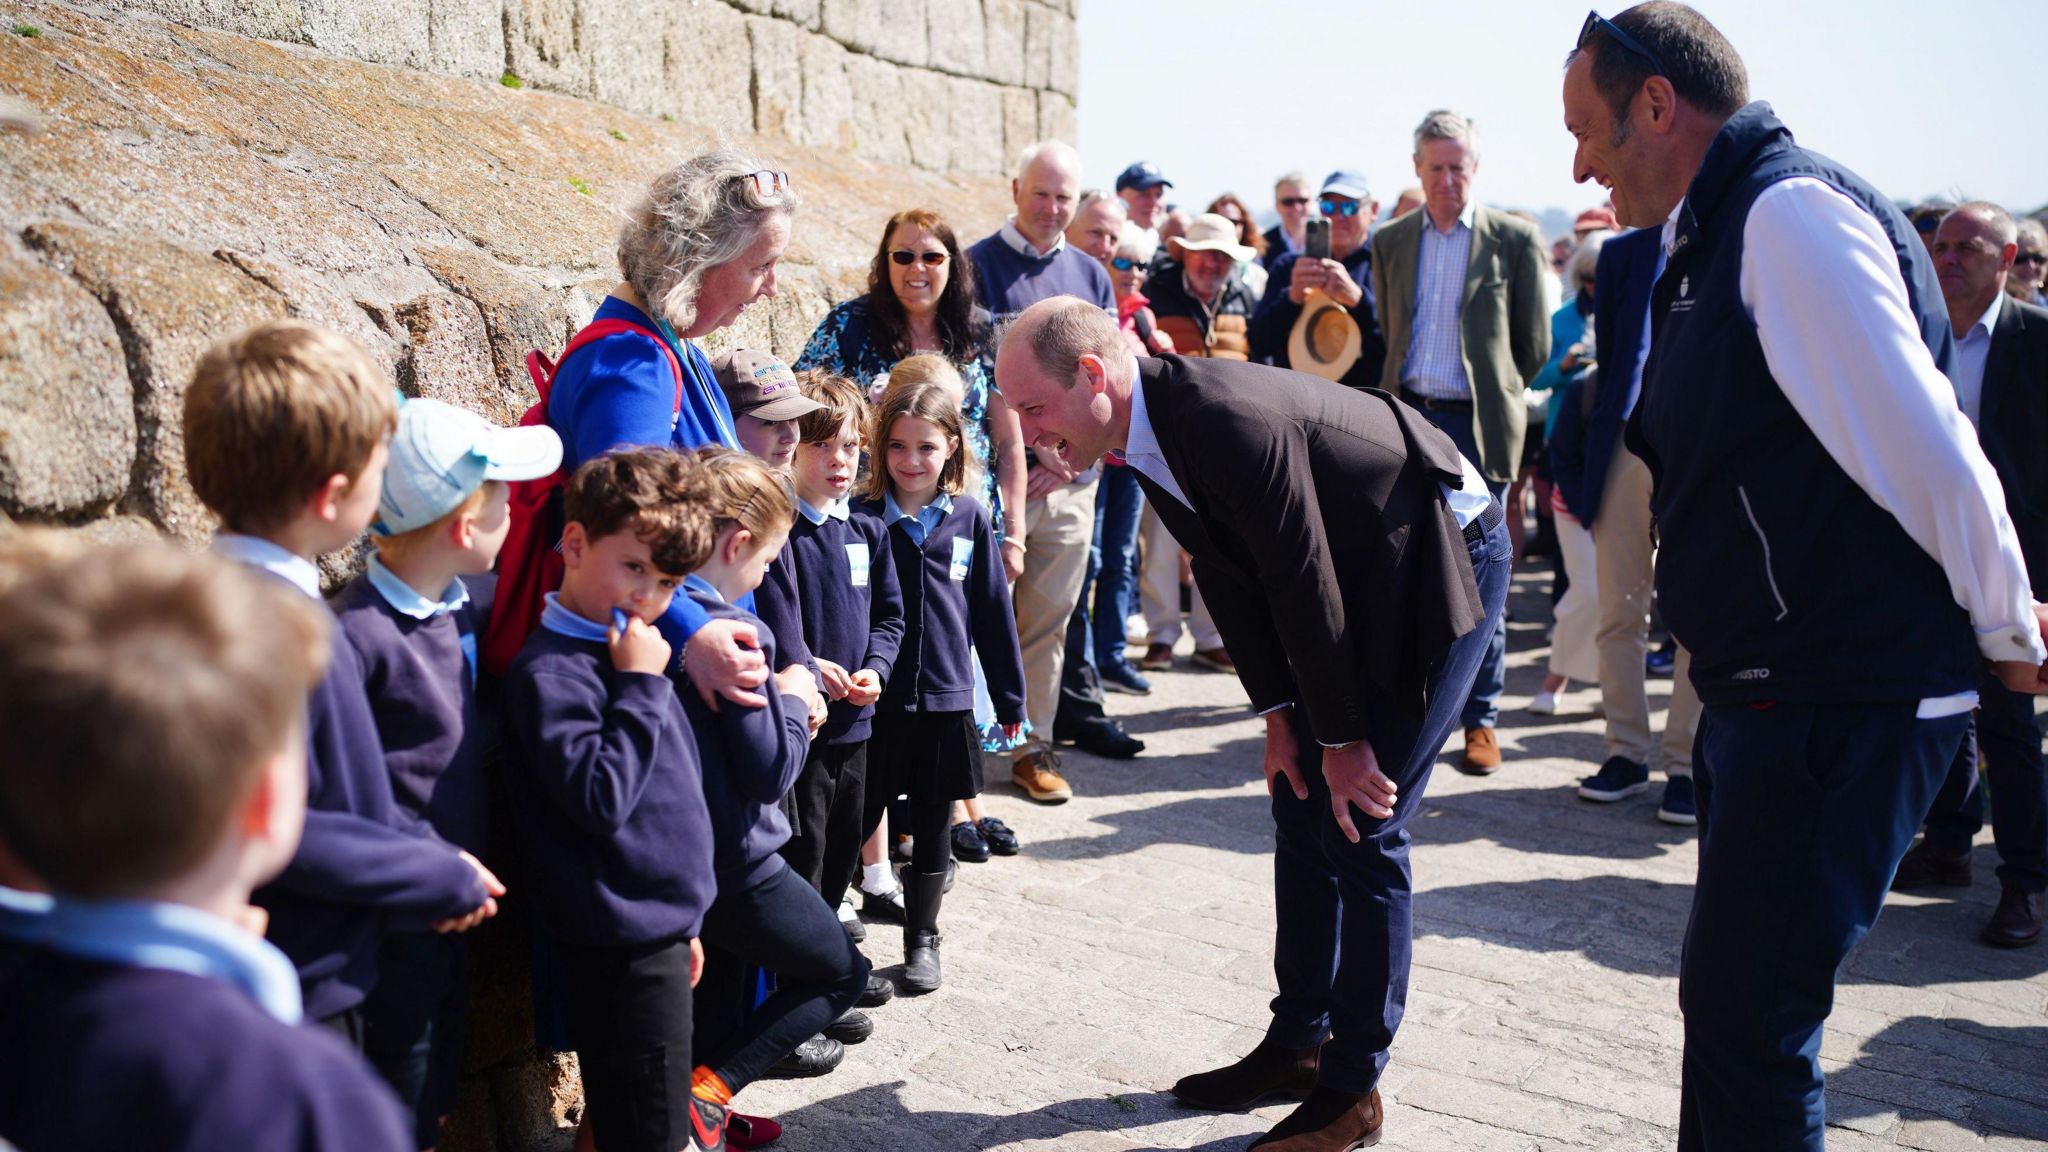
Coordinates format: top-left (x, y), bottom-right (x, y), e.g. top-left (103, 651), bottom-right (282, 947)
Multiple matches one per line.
top-left (1564, 6), bottom-right (2048, 1148)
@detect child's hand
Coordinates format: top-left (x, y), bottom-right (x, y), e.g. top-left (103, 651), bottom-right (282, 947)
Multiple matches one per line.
top-left (689, 937), bottom-right (705, 988)
top-left (774, 662), bottom-right (818, 704)
top-left (814, 658), bottom-right (853, 701)
top-left (846, 668), bottom-right (882, 707)
top-left (807, 689), bottom-right (827, 737)
top-left (1000, 722), bottom-right (1023, 743)
top-left (609, 613), bottom-right (673, 676)
top-left (433, 850), bottom-right (507, 933)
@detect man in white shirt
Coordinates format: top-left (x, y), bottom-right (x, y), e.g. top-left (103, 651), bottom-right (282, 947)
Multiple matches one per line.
top-left (1564, 6), bottom-right (2048, 1149)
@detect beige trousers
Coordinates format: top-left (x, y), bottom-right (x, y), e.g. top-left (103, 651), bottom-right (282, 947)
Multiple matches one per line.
top-left (1594, 443), bottom-right (1701, 775)
top-left (1548, 509), bottom-right (1602, 684)
top-left (1012, 478), bottom-right (1096, 755)
top-left (1138, 503), bottom-right (1220, 650)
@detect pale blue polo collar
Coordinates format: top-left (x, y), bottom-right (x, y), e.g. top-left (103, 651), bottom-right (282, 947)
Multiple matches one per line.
top-left (684, 573), bottom-right (725, 603)
top-left (0, 894), bottom-right (304, 1024)
top-left (366, 557), bottom-right (470, 621)
top-left (211, 533), bottom-right (321, 600)
top-left (883, 490), bottom-right (953, 545)
top-left (798, 497), bottom-right (852, 526)
top-left (539, 592), bottom-right (612, 642)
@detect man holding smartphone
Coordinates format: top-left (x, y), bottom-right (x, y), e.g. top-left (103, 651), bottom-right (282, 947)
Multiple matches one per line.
top-left (1250, 170), bottom-right (1388, 391)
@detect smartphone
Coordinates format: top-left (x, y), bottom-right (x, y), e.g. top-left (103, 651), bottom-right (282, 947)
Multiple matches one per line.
top-left (1304, 217), bottom-right (1331, 260)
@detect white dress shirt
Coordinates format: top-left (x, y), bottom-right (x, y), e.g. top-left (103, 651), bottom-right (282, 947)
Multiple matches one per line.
top-left (1948, 290), bottom-right (2003, 429)
top-left (999, 216), bottom-right (1064, 259)
top-left (1663, 179), bottom-right (2045, 714)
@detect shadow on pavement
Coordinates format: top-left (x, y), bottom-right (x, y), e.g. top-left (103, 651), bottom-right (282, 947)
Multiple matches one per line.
top-left (756, 1081), bottom-right (1260, 1151)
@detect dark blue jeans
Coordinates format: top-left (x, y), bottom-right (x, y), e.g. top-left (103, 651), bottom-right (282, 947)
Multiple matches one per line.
top-left (362, 931), bottom-right (469, 1149)
top-left (1405, 399), bottom-right (1507, 729)
top-left (1678, 701), bottom-right (1968, 1151)
top-left (1922, 675), bottom-right (2048, 892)
top-left (1091, 464), bottom-right (1146, 670)
top-left (1265, 506), bottom-right (1511, 1093)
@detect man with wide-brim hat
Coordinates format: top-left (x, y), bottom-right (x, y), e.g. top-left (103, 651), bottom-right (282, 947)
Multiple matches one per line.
top-left (1146, 212), bottom-right (1259, 363)
top-left (1251, 170), bottom-right (1388, 390)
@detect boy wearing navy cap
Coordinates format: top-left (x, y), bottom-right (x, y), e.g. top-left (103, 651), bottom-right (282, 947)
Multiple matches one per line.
top-left (0, 541), bottom-right (412, 1151)
top-left (335, 397), bottom-right (561, 1149)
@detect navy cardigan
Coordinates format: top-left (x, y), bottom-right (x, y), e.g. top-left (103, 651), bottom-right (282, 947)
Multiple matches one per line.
top-left (753, 508), bottom-right (906, 744)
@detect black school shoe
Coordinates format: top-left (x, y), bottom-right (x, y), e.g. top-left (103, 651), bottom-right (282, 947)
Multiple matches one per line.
top-left (765, 1034), bottom-right (844, 1078)
top-left (951, 820), bottom-right (991, 862)
top-left (1055, 715), bottom-right (1145, 759)
top-left (977, 816), bottom-right (1019, 856)
top-left (824, 1008), bottom-right (873, 1044)
top-left (856, 972), bottom-right (896, 1008)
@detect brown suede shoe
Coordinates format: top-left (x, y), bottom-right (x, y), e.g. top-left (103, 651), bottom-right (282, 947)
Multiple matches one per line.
top-left (1981, 885), bottom-right (2043, 948)
top-left (1251, 1085), bottom-right (1384, 1150)
top-left (1010, 750), bottom-right (1073, 802)
top-left (1190, 646), bottom-right (1236, 673)
top-left (1138, 642), bottom-right (1176, 671)
top-left (1457, 726), bottom-right (1501, 775)
top-left (1170, 1038), bottom-right (1319, 1111)
top-left (1891, 839), bottom-right (1972, 891)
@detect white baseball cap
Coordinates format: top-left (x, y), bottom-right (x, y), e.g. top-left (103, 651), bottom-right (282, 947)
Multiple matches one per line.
top-left (374, 397), bottom-right (562, 536)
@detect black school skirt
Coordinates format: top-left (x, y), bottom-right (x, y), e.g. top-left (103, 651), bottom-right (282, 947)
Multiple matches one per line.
top-left (867, 709), bottom-right (981, 803)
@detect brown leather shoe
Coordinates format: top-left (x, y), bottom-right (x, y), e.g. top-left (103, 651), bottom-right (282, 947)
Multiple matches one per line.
top-left (1010, 750), bottom-right (1073, 802)
top-left (1457, 726), bottom-right (1501, 775)
top-left (1251, 1085), bottom-right (1384, 1150)
top-left (1981, 885), bottom-right (2043, 948)
top-left (1190, 646), bottom-right (1236, 673)
top-left (1138, 642), bottom-right (1175, 671)
top-left (1891, 839), bottom-right (1972, 891)
top-left (1170, 1038), bottom-right (1319, 1111)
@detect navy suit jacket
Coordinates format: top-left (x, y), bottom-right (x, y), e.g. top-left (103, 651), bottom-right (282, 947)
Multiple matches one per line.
top-left (1582, 226), bottom-right (1664, 527)
top-left (1979, 297), bottom-right (2048, 589)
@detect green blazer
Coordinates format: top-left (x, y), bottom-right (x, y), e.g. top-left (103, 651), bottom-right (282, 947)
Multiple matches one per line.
top-left (1371, 205), bottom-right (1552, 484)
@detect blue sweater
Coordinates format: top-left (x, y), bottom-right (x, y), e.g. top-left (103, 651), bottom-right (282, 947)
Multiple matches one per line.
top-left (248, 577), bottom-right (486, 1021)
top-left (675, 589), bottom-right (813, 887)
top-left (853, 494), bottom-right (1026, 721)
top-left (0, 948), bottom-right (410, 1151)
top-left (504, 627), bottom-right (717, 945)
top-left (754, 507), bottom-right (906, 744)
top-left (332, 575), bottom-right (489, 856)
top-left (966, 231), bottom-right (1115, 320)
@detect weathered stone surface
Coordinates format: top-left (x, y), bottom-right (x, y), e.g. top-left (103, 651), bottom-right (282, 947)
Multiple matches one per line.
top-left (111, 0), bottom-right (304, 42)
top-left (1020, 0), bottom-right (1054, 88)
top-left (982, 0), bottom-right (1025, 86)
top-left (0, 253), bottom-right (136, 518)
top-left (901, 66), bottom-right (955, 172)
top-left (844, 52), bottom-right (911, 165)
top-left (817, 0), bottom-right (875, 52)
top-left (823, 0), bottom-right (925, 66)
top-left (298, 0), bottom-right (432, 71)
top-left (502, 0), bottom-right (589, 95)
top-left (1045, 3), bottom-right (1077, 97)
top-left (798, 29), bottom-right (855, 151)
top-left (425, 0), bottom-right (503, 78)
top-left (24, 223), bottom-right (287, 538)
top-left (1037, 87), bottom-right (1074, 146)
top-left (773, 0), bottom-right (822, 30)
top-left (947, 75), bottom-right (1005, 175)
top-left (1001, 84), bottom-right (1038, 167)
top-left (926, 0), bottom-right (987, 76)
top-left (661, 1), bottom-right (755, 139)
top-left (750, 14), bottom-right (806, 139)
top-left (583, 0), bottom-right (670, 118)
top-left (382, 291), bottom-right (517, 422)
top-left (385, 163), bottom-right (616, 272)
top-left (415, 245), bottom-right (575, 405)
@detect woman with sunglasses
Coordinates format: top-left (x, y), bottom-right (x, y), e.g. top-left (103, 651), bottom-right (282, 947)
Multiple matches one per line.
top-left (1105, 221), bottom-right (1174, 358)
top-left (1247, 169), bottom-right (1389, 391)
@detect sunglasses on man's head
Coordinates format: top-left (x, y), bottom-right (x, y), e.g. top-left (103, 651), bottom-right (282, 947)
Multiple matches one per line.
top-left (890, 250), bottom-right (949, 267)
top-left (1278, 197), bottom-right (1310, 208)
top-left (1111, 256), bottom-right (1149, 272)
top-left (1319, 198), bottom-right (1365, 218)
top-left (1578, 10), bottom-right (1667, 75)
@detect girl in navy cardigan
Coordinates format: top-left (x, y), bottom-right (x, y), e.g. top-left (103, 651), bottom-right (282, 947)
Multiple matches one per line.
top-left (677, 449), bottom-right (871, 1124)
top-left (852, 367), bottom-right (1027, 994)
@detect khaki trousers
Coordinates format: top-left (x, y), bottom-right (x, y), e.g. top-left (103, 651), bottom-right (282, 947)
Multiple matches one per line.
top-left (1138, 503), bottom-right (1220, 650)
top-left (1594, 443), bottom-right (1701, 775)
top-left (1013, 478), bottom-right (1096, 755)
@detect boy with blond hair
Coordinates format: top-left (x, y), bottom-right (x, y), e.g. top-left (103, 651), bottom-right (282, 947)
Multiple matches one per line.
top-left (182, 320), bottom-right (500, 1039)
top-left (0, 541), bottom-right (412, 1150)
top-left (335, 397), bottom-right (561, 1148)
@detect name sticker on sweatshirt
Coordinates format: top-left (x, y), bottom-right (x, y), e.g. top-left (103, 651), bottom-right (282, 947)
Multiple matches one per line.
top-left (949, 537), bottom-right (974, 582)
top-left (845, 541), bottom-right (871, 587)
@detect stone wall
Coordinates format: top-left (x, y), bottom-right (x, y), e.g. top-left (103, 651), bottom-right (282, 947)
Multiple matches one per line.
top-left (0, 2), bottom-right (1046, 1147)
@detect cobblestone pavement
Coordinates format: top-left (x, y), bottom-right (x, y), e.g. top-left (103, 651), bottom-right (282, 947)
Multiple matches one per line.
top-left (739, 566), bottom-right (2048, 1151)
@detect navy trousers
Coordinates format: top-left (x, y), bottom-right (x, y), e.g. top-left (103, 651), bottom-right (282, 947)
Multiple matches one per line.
top-left (1405, 398), bottom-right (1508, 729)
top-left (1922, 675), bottom-right (2048, 892)
top-left (1264, 507), bottom-right (1511, 1093)
top-left (1678, 701), bottom-right (1969, 1151)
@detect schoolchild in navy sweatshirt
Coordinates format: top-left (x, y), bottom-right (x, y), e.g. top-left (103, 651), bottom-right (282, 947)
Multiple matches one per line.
top-left (181, 321), bottom-right (493, 1033)
top-left (337, 396), bottom-right (561, 1147)
top-left (754, 372), bottom-right (906, 926)
top-left (502, 448), bottom-right (725, 1152)
top-left (677, 449), bottom-right (872, 1116)
top-left (852, 369), bottom-right (1027, 995)
top-left (0, 540), bottom-right (412, 1152)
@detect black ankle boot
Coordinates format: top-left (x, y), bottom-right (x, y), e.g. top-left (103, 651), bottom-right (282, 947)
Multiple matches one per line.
top-left (901, 868), bottom-right (947, 994)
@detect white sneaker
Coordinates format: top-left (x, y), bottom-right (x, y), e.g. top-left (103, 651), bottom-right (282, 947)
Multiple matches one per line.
top-left (1528, 690), bottom-right (1559, 715)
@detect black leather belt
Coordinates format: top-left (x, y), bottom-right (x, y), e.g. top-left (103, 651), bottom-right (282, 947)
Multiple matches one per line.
top-left (1401, 388), bottom-right (1473, 411)
top-left (1463, 498), bottom-right (1504, 544)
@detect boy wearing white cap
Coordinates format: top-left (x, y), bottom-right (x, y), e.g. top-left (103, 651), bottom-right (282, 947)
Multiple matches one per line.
top-left (333, 396), bottom-right (561, 1148)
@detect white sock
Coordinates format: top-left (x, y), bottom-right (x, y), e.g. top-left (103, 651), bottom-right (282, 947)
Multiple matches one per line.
top-left (862, 862), bottom-right (892, 892)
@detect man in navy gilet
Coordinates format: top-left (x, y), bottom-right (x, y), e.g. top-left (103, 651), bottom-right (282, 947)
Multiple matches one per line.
top-left (1562, 5), bottom-right (2048, 1149)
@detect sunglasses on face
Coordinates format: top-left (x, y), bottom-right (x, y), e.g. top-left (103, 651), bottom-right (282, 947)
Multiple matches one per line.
top-left (741, 169), bottom-right (793, 198)
top-left (2016, 252), bottom-right (2048, 267)
top-left (890, 250), bottom-right (949, 267)
top-left (1278, 197), bottom-right (1310, 208)
top-left (1111, 256), bottom-right (1149, 272)
top-left (1318, 198), bottom-right (1365, 219)
top-left (1578, 10), bottom-right (1667, 75)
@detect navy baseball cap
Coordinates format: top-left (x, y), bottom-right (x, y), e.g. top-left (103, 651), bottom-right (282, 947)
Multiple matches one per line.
top-left (1115, 161), bottom-right (1173, 193)
top-left (1320, 170), bottom-right (1371, 201)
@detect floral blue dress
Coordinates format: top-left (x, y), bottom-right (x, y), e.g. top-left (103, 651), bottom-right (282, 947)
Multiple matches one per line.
top-left (796, 295), bottom-right (1028, 753)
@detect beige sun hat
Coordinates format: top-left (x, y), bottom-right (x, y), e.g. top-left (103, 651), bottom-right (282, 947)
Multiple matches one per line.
top-left (1172, 213), bottom-right (1257, 263)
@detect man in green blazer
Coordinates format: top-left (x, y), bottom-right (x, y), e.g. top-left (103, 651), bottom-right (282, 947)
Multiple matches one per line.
top-left (1372, 109), bottom-right (1551, 773)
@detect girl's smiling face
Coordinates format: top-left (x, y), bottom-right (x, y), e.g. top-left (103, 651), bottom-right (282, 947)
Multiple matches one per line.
top-left (884, 414), bottom-right (956, 505)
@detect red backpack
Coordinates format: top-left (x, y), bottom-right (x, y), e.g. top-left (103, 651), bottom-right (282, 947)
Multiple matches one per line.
top-left (480, 318), bottom-right (683, 675)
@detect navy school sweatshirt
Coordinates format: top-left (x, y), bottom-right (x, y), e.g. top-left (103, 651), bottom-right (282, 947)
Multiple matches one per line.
top-left (753, 506), bottom-right (906, 744)
top-left (245, 573), bottom-right (488, 1021)
top-left (675, 586), bottom-right (814, 886)
top-left (0, 947), bottom-right (411, 1151)
top-left (504, 624), bottom-right (718, 946)
top-left (851, 494), bottom-right (1026, 722)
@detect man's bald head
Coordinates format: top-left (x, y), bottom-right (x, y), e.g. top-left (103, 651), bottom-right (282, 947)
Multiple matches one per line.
top-left (1011, 141), bottom-right (1084, 251)
top-left (1008, 297), bottom-right (1128, 386)
top-left (1950, 201), bottom-right (2019, 247)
